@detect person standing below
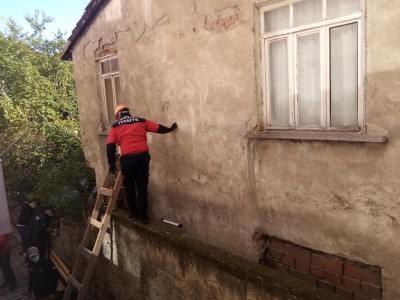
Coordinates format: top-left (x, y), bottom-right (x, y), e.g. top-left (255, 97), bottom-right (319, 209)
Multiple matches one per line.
top-left (107, 104), bottom-right (178, 224)
top-left (0, 234), bottom-right (17, 292)
top-left (27, 246), bottom-right (58, 299)
top-left (16, 199), bottom-right (38, 246)
top-left (23, 207), bottom-right (54, 257)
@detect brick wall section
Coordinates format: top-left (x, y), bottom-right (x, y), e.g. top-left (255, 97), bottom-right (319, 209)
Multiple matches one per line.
top-left (94, 44), bottom-right (117, 59)
top-left (261, 237), bottom-right (382, 299)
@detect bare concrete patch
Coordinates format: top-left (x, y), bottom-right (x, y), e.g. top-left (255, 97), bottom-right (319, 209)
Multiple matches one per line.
top-left (204, 6), bottom-right (240, 33)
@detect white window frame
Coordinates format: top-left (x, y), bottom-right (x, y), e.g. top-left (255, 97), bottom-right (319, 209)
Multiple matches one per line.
top-left (99, 55), bottom-right (121, 128)
top-left (258, 0), bottom-right (365, 132)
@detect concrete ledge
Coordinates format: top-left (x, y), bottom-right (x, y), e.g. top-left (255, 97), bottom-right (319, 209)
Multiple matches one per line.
top-left (112, 209), bottom-right (340, 300)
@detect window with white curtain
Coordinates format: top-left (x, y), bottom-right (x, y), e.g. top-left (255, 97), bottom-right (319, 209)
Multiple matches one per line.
top-left (260, 0), bottom-right (363, 131)
top-left (100, 56), bottom-right (121, 128)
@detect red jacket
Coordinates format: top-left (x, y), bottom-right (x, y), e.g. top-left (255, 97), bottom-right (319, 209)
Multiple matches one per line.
top-left (107, 116), bottom-right (159, 156)
top-left (0, 234), bottom-right (11, 256)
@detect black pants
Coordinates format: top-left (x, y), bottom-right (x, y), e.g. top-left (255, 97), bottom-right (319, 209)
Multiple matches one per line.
top-left (17, 225), bottom-right (28, 246)
top-left (0, 252), bottom-right (16, 287)
top-left (120, 152), bottom-right (150, 220)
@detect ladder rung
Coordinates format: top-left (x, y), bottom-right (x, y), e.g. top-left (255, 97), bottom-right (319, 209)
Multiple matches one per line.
top-left (78, 245), bottom-right (92, 260)
top-left (99, 187), bottom-right (113, 197)
top-left (88, 217), bottom-right (103, 229)
top-left (68, 275), bottom-right (82, 291)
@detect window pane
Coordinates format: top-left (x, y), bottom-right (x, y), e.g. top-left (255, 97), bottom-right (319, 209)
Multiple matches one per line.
top-left (111, 58), bottom-right (119, 72)
top-left (264, 6), bottom-right (290, 32)
top-left (297, 32), bottom-right (321, 126)
top-left (293, 0), bottom-right (322, 27)
top-left (330, 23), bottom-right (358, 127)
top-left (268, 39), bottom-right (290, 126)
top-left (114, 76), bottom-right (121, 104)
top-left (101, 61), bottom-right (111, 74)
top-left (327, 0), bottom-right (360, 18)
top-left (104, 77), bottom-right (115, 126)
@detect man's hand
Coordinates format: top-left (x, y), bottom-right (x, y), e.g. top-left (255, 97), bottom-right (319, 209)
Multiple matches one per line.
top-left (109, 164), bottom-right (116, 174)
top-left (157, 123), bottom-right (178, 134)
top-left (170, 122), bottom-right (178, 131)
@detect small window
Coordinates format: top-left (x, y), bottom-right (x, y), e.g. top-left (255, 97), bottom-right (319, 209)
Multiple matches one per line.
top-left (101, 58), bottom-right (119, 75)
top-left (100, 56), bottom-right (121, 128)
top-left (259, 0), bottom-right (363, 131)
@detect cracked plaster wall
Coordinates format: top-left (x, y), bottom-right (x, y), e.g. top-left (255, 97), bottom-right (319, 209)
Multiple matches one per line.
top-left (69, 0), bottom-right (400, 298)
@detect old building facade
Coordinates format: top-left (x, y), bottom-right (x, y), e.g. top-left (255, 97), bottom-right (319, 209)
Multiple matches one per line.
top-left (62, 0), bottom-right (400, 298)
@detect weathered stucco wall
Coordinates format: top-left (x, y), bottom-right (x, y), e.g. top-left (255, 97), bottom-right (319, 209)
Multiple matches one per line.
top-left (69, 0), bottom-right (400, 298)
top-left (87, 211), bottom-right (339, 300)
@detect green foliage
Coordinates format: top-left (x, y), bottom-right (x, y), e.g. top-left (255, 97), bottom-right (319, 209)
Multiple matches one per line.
top-left (33, 150), bottom-right (96, 220)
top-left (0, 11), bottom-right (95, 220)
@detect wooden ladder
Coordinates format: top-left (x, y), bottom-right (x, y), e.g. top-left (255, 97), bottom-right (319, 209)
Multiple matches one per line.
top-left (63, 170), bottom-right (123, 300)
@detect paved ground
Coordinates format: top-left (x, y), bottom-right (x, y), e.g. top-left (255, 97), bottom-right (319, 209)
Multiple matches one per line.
top-left (0, 231), bottom-right (65, 300)
top-left (0, 233), bottom-right (35, 300)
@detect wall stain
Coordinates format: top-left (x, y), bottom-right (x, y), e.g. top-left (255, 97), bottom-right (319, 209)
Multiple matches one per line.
top-left (204, 6), bottom-right (240, 33)
top-left (162, 101), bottom-right (169, 112)
top-left (330, 192), bottom-right (352, 210)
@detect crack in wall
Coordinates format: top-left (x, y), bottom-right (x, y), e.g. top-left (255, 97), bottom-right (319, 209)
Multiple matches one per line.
top-left (136, 26), bottom-right (147, 42)
top-left (152, 13), bottom-right (168, 30)
top-left (115, 27), bottom-right (132, 40)
top-left (83, 41), bottom-right (92, 60)
top-left (137, 13), bottom-right (169, 44)
top-left (84, 39), bottom-right (103, 60)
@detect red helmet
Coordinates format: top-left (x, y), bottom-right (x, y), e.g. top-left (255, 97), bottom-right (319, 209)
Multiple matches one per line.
top-left (114, 104), bottom-right (128, 118)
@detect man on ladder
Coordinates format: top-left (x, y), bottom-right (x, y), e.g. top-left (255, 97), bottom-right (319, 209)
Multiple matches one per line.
top-left (107, 104), bottom-right (178, 224)
top-left (63, 105), bottom-right (177, 300)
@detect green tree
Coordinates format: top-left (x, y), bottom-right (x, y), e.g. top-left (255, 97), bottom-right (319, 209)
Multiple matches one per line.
top-left (0, 11), bottom-right (95, 220)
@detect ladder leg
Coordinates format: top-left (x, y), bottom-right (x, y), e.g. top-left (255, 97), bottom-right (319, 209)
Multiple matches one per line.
top-left (63, 170), bottom-right (122, 300)
top-left (63, 283), bottom-right (74, 300)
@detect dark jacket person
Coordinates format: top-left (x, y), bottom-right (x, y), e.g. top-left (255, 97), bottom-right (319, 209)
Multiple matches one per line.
top-left (23, 207), bottom-right (54, 257)
top-left (27, 246), bottom-right (58, 299)
top-left (16, 200), bottom-right (38, 245)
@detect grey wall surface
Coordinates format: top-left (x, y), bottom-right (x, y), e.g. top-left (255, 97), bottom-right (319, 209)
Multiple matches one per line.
top-left (69, 0), bottom-right (400, 298)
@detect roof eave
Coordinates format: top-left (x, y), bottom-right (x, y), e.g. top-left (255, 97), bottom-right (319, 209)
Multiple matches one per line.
top-left (61, 0), bottom-right (110, 61)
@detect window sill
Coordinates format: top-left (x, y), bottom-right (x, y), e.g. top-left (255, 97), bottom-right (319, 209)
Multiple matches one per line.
top-left (246, 128), bottom-right (388, 143)
top-left (97, 130), bottom-right (110, 137)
